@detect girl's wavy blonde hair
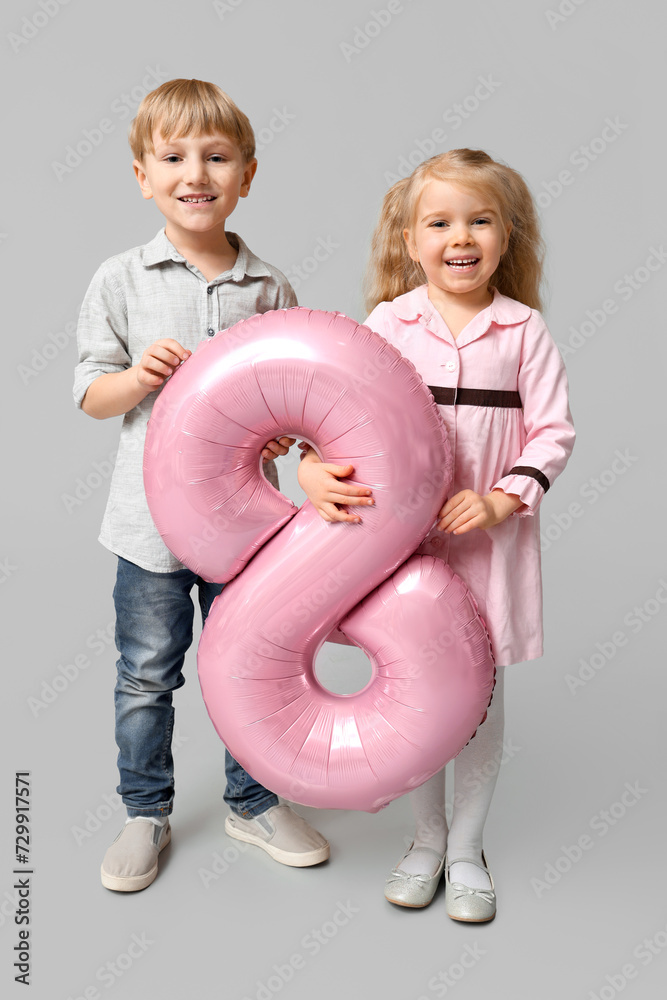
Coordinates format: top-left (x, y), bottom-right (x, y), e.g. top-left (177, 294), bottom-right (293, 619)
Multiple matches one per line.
top-left (129, 79), bottom-right (256, 162)
top-left (364, 148), bottom-right (545, 313)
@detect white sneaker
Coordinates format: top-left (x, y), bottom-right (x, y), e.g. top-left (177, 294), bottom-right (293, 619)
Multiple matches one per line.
top-left (225, 804), bottom-right (329, 867)
top-left (101, 819), bottom-right (171, 892)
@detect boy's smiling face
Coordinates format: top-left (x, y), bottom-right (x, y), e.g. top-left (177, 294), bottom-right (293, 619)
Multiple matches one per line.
top-left (133, 129), bottom-right (257, 247)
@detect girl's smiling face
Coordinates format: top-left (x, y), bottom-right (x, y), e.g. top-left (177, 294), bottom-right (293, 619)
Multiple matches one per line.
top-left (403, 179), bottom-right (511, 311)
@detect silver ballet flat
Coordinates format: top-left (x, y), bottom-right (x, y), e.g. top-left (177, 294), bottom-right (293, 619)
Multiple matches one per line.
top-left (384, 844), bottom-right (446, 908)
top-left (444, 853), bottom-right (496, 922)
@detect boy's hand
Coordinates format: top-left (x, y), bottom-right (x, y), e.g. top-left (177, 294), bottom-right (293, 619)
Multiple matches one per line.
top-left (82, 339), bottom-right (191, 419)
top-left (261, 436), bottom-right (296, 461)
top-left (297, 448), bottom-right (373, 523)
top-left (136, 339), bottom-right (191, 389)
top-left (437, 489), bottom-right (522, 535)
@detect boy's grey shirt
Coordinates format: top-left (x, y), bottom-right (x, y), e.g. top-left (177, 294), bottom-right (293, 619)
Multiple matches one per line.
top-left (74, 228), bottom-right (297, 573)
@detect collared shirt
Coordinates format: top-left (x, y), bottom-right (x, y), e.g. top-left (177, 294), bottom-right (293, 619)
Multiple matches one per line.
top-left (73, 229), bottom-right (297, 573)
top-left (365, 285), bottom-right (576, 665)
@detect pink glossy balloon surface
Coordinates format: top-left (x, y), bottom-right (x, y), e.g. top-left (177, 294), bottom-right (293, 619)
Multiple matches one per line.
top-left (144, 308), bottom-right (495, 812)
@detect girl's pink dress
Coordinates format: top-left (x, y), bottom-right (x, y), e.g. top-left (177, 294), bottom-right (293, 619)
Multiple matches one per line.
top-left (365, 285), bottom-right (575, 666)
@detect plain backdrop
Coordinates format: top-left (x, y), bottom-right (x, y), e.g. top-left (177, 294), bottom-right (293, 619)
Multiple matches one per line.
top-left (2, 1), bottom-right (666, 998)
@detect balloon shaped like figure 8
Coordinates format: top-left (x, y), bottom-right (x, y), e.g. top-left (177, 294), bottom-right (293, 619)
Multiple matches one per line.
top-left (144, 308), bottom-right (495, 812)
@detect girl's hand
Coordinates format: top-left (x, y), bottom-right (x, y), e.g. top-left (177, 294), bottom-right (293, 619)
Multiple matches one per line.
top-left (437, 489), bottom-right (522, 535)
top-left (261, 436), bottom-right (296, 461)
top-left (298, 448), bottom-right (374, 523)
top-left (136, 339), bottom-right (191, 390)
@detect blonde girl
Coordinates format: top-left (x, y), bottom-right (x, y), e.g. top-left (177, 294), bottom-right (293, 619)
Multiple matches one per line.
top-left (298, 149), bottom-right (575, 921)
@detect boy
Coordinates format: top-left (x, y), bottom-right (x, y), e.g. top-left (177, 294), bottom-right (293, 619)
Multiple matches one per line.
top-left (73, 79), bottom-right (329, 892)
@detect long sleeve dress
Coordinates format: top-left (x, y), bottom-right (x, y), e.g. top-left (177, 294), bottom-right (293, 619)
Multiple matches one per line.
top-left (364, 285), bottom-right (576, 666)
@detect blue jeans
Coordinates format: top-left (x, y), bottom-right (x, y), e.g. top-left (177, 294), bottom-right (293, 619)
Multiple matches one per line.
top-left (112, 556), bottom-right (279, 819)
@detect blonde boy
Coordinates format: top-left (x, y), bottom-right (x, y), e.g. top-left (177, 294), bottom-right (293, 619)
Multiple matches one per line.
top-left (74, 79), bottom-right (329, 891)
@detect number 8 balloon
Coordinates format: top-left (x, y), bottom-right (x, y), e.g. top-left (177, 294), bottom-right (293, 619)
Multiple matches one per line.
top-left (144, 308), bottom-right (495, 813)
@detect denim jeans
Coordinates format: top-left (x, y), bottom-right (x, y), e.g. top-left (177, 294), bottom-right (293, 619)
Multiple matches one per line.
top-left (112, 556), bottom-right (279, 819)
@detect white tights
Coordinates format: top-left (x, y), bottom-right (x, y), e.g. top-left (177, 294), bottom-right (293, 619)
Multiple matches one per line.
top-left (398, 665), bottom-right (505, 890)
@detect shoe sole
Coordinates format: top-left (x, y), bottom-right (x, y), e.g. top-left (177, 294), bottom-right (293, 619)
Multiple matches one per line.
top-left (100, 825), bottom-right (171, 892)
top-left (224, 816), bottom-right (330, 867)
top-left (447, 911), bottom-right (496, 922)
top-left (385, 895), bottom-right (435, 908)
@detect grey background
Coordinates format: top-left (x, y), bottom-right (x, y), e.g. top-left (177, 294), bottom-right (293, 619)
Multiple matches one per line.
top-left (2, 0), bottom-right (666, 997)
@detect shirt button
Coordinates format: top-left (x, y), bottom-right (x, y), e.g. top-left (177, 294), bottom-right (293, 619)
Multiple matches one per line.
top-left (207, 286), bottom-right (214, 295)
top-left (445, 361), bottom-right (456, 372)
top-left (207, 328), bottom-right (215, 336)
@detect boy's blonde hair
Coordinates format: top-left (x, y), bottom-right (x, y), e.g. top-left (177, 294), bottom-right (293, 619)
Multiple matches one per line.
top-left (129, 78), bottom-right (256, 162)
top-left (365, 149), bottom-right (545, 313)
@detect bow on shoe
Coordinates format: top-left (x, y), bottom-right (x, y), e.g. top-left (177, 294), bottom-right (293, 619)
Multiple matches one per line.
top-left (449, 882), bottom-right (496, 904)
top-left (386, 869), bottom-right (434, 886)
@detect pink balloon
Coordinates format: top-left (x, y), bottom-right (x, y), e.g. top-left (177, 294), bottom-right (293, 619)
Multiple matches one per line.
top-left (144, 308), bottom-right (495, 812)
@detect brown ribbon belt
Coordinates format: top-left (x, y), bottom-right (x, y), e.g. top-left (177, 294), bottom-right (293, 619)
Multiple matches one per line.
top-left (426, 386), bottom-right (550, 492)
top-left (427, 386), bottom-right (523, 408)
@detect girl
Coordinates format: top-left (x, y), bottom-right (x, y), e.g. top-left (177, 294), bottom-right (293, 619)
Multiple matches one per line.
top-left (298, 148), bottom-right (575, 921)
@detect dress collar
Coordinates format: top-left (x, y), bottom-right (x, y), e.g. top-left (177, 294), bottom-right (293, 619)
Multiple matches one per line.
top-left (140, 228), bottom-right (272, 281)
top-left (388, 284), bottom-right (532, 329)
